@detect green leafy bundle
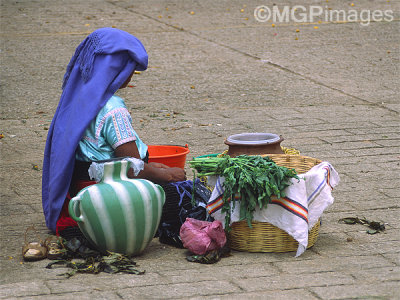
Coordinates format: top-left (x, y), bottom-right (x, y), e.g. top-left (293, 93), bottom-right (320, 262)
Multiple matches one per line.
top-left (189, 155), bottom-right (300, 229)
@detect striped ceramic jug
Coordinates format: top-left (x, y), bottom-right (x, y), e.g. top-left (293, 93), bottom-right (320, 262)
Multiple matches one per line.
top-left (68, 160), bottom-right (165, 256)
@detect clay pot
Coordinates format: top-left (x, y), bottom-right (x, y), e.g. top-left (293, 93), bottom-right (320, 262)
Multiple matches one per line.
top-left (224, 133), bottom-right (284, 157)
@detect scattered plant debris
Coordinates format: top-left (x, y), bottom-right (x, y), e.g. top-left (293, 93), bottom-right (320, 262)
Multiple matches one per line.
top-left (45, 238), bottom-right (145, 278)
top-left (46, 252), bottom-right (144, 278)
top-left (339, 217), bottom-right (386, 234)
top-left (186, 246), bottom-right (231, 264)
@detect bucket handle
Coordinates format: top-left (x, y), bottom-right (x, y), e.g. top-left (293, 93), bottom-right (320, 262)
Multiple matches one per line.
top-left (68, 195), bottom-right (85, 223)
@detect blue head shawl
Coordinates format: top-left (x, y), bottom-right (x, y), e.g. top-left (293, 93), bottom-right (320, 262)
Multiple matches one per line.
top-left (42, 28), bottom-right (148, 232)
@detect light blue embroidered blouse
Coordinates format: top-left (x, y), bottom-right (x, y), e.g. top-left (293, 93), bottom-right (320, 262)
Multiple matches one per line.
top-left (75, 95), bottom-right (148, 162)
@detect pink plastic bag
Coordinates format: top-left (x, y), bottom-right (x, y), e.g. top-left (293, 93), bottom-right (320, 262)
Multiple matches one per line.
top-left (180, 218), bottom-right (227, 255)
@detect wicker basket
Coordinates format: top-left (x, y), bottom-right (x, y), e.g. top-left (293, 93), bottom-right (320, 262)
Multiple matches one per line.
top-left (228, 154), bottom-right (322, 253)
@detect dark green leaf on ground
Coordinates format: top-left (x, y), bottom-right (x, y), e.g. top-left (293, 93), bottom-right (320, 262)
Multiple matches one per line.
top-left (339, 217), bottom-right (385, 234)
top-left (45, 250), bottom-right (144, 277)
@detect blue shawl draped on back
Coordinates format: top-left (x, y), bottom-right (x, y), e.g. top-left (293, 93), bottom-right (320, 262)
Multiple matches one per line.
top-left (42, 28), bottom-right (148, 232)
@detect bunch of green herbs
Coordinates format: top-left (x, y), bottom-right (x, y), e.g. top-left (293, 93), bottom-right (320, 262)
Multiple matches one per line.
top-left (189, 155), bottom-right (300, 229)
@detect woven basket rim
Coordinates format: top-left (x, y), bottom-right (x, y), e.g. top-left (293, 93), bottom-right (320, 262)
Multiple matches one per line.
top-left (261, 153), bottom-right (322, 160)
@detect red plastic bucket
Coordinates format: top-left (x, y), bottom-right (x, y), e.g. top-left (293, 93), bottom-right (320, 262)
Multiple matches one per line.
top-left (147, 144), bottom-right (190, 169)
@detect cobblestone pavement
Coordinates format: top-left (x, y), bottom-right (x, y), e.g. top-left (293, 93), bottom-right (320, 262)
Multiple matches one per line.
top-left (1, 0), bottom-right (399, 299)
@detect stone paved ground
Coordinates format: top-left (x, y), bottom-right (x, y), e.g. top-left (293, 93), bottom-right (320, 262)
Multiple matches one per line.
top-left (1, 0), bottom-right (399, 299)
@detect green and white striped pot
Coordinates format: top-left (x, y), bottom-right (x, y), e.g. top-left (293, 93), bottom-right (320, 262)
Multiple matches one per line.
top-left (68, 160), bottom-right (165, 256)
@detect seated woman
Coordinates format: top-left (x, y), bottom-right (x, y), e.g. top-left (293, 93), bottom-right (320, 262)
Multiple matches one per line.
top-left (42, 28), bottom-right (186, 238)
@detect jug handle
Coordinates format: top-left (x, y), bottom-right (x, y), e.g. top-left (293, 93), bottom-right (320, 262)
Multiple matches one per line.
top-left (157, 184), bottom-right (166, 205)
top-left (68, 195), bottom-right (84, 223)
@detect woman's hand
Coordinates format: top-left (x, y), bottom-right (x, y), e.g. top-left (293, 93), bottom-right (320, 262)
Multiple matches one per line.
top-left (148, 162), bottom-right (169, 169)
top-left (148, 163), bottom-right (187, 182)
top-left (162, 167), bottom-right (186, 182)
top-left (115, 142), bottom-right (187, 183)
top-left (140, 164), bottom-right (186, 183)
